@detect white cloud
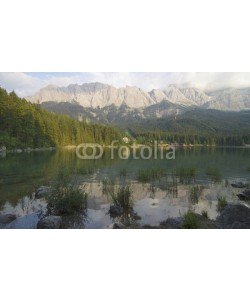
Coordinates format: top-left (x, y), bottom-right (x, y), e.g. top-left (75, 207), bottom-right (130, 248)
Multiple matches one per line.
top-left (168, 72), bottom-right (250, 91)
top-left (1, 72), bottom-right (250, 97)
top-left (0, 72), bottom-right (43, 96)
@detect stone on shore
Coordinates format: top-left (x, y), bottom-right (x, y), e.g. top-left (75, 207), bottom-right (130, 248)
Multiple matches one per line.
top-left (237, 189), bottom-right (250, 200)
top-left (109, 204), bottom-right (123, 217)
top-left (0, 213), bottom-right (16, 224)
top-left (216, 204), bottom-right (250, 229)
top-left (37, 215), bottom-right (62, 229)
top-left (35, 186), bottom-right (50, 199)
top-left (231, 182), bottom-right (248, 188)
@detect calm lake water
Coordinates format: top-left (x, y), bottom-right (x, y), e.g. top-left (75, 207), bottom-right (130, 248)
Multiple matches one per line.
top-left (0, 147), bottom-right (250, 228)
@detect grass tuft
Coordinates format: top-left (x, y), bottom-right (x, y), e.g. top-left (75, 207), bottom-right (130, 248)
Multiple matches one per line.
top-left (175, 167), bottom-right (196, 184)
top-left (110, 185), bottom-right (133, 211)
top-left (182, 210), bottom-right (200, 229)
top-left (206, 166), bottom-right (222, 182)
top-left (102, 177), bottom-right (115, 195)
top-left (217, 196), bottom-right (228, 212)
top-left (189, 185), bottom-right (203, 203)
top-left (137, 168), bottom-right (165, 183)
top-left (47, 184), bottom-right (88, 215)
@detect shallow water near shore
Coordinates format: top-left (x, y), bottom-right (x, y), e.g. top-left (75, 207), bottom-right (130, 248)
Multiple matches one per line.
top-left (0, 147), bottom-right (250, 228)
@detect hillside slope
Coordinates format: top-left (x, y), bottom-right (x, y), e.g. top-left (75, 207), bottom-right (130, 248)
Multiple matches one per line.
top-left (0, 88), bottom-right (121, 149)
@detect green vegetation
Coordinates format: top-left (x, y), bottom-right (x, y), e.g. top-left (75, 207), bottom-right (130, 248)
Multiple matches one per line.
top-left (110, 185), bottom-right (133, 211)
top-left (175, 167), bottom-right (196, 183)
top-left (182, 210), bottom-right (200, 229)
top-left (0, 88), bottom-right (121, 149)
top-left (206, 166), bottom-right (222, 182)
top-left (77, 165), bottom-right (96, 175)
top-left (247, 167), bottom-right (250, 172)
top-left (127, 109), bottom-right (250, 146)
top-left (47, 184), bottom-right (88, 215)
top-left (137, 168), bottom-right (165, 183)
top-left (217, 197), bottom-right (228, 212)
top-left (189, 185), bottom-right (203, 203)
top-left (102, 177), bottom-right (115, 195)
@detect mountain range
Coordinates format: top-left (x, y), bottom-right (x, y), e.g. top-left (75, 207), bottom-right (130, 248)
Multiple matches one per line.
top-left (29, 82), bottom-right (250, 111)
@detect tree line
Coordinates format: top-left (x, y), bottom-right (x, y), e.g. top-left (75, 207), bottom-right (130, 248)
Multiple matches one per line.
top-left (0, 87), bottom-right (121, 149)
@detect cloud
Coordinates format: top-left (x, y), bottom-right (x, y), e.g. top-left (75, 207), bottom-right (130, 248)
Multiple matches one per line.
top-left (1, 72), bottom-right (250, 97)
top-left (0, 72), bottom-right (84, 96)
top-left (0, 72), bottom-right (43, 96)
top-left (168, 72), bottom-right (250, 91)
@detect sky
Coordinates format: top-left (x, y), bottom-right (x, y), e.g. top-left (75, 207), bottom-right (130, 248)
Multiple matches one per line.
top-left (1, 72), bottom-right (250, 97)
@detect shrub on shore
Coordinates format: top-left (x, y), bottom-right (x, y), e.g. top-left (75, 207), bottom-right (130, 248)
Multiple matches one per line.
top-left (110, 185), bottom-right (133, 211)
top-left (182, 210), bottom-right (200, 229)
top-left (47, 184), bottom-right (88, 215)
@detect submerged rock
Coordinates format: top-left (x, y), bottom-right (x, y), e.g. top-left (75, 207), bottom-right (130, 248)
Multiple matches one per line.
top-left (109, 204), bottom-right (123, 217)
top-left (113, 223), bottom-right (126, 229)
top-left (231, 182), bottom-right (248, 188)
top-left (237, 189), bottom-right (250, 200)
top-left (35, 186), bottom-right (50, 199)
top-left (216, 204), bottom-right (250, 229)
top-left (160, 217), bottom-right (183, 229)
top-left (37, 215), bottom-right (62, 229)
top-left (0, 213), bottom-right (16, 224)
top-left (5, 213), bottom-right (39, 229)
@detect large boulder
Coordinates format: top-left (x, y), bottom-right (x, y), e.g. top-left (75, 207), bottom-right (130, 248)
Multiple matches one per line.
top-left (160, 217), bottom-right (184, 229)
top-left (216, 204), bottom-right (250, 229)
top-left (231, 182), bottom-right (248, 188)
top-left (5, 213), bottom-right (39, 229)
top-left (37, 215), bottom-right (62, 229)
top-left (237, 189), bottom-right (250, 200)
top-left (109, 204), bottom-right (123, 217)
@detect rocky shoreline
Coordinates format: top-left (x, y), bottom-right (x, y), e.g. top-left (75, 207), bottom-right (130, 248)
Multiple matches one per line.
top-left (0, 146), bottom-right (56, 159)
top-left (1, 190), bottom-right (250, 229)
top-left (1, 184), bottom-right (250, 229)
top-left (112, 204), bottom-right (250, 229)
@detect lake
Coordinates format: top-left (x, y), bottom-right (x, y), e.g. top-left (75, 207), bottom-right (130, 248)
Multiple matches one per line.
top-left (0, 147), bottom-right (250, 228)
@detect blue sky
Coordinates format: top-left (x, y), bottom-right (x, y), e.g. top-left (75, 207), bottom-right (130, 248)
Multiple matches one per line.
top-left (1, 72), bottom-right (250, 96)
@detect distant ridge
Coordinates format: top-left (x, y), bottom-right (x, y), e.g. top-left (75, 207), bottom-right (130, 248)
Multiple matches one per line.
top-left (29, 82), bottom-right (250, 111)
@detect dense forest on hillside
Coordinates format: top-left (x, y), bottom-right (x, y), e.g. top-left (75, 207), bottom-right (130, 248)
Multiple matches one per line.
top-left (127, 109), bottom-right (250, 146)
top-left (41, 99), bottom-right (250, 146)
top-left (1, 86), bottom-right (250, 148)
top-left (0, 88), bottom-right (121, 149)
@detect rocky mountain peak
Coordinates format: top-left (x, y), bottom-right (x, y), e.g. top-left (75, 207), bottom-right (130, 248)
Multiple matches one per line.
top-left (28, 82), bottom-right (250, 111)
